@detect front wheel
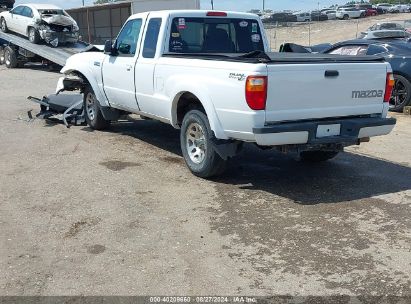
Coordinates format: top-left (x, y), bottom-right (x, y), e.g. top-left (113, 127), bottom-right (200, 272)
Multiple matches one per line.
top-left (4, 46), bottom-right (18, 69)
top-left (180, 109), bottom-right (227, 178)
top-left (28, 27), bottom-right (40, 44)
top-left (390, 74), bottom-right (411, 112)
top-left (84, 85), bottom-right (110, 130)
top-left (299, 151), bottom-right (339, 162)
top-left (343, 14), bottom-right (349, 20)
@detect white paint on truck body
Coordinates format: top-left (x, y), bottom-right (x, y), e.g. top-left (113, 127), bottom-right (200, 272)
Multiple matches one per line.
top-left (61, 10), bottom-right (395, 147)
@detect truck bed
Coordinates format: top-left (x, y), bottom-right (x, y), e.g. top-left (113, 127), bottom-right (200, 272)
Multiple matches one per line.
top-left (163, 51), bottom-right (386, 64)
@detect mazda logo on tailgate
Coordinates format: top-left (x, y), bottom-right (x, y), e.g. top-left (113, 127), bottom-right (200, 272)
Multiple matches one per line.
top-left (352, 90), bottom-right (384, 99)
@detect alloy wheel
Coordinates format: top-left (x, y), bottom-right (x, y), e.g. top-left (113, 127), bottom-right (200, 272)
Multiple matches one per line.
top-left (186, 122), bottom-right (206, 164)
top-left (85, 92), bottom-right (96, 121)
top-left (390, 76), bottom-right (409, 111)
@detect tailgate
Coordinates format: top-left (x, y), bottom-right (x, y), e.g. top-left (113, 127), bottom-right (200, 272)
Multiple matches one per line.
top-left (265, 61), bottom-right (388, 123)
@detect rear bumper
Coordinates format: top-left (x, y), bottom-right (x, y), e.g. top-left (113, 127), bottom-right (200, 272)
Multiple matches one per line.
top-left (253, 117), bottom-right (396, 146)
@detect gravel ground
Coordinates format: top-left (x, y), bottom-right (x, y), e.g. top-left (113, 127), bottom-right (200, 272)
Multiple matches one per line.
top-left (0, 63), bottom-right (410, 297)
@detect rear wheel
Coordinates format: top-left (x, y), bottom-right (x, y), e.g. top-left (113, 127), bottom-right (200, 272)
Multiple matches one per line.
top-left (390, 74), bottom-right (411, 112)
top-left (0, 46), bottom-right (5, 65)
top-left (28, 27), bottom-right (40, 44)
top-left (180, 109), bottom-right (227, 178)
top-left (84, 85), bottom-right (110, 130)
top-left (4, 46), bottom-right (18, 69)
top-left (0, 18), bottom-right (7, 33)
top-left (300, 151), bottom-right (339, 162)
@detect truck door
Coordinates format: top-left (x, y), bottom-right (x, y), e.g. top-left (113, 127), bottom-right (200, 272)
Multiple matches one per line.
top-left (134, 17), bottom-right (165, 117)
top-left (102, 15), bottom-right (146, 111)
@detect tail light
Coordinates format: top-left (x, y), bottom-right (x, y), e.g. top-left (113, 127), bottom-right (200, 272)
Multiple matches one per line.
top-left (384, 73), bottom-right (395, 103)
top-left (245, 76), bottom-right (267, 110)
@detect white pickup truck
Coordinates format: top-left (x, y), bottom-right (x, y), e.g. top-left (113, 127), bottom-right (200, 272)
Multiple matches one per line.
top-left (57, 10), bottom-right (396, 177)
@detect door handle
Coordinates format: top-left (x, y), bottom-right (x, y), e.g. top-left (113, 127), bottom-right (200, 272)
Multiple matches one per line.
top-left (126, 64), bottom-right (132, 71)
top-left (325, 70), bottom-right (339, 77)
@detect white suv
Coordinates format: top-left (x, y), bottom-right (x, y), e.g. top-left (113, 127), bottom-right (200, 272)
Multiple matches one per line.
top-left (336, 7), bottom-right (363, 19)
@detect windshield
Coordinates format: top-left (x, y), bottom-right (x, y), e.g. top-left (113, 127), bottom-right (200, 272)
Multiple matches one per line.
top-left (168, 17), bottom-right (265, 54)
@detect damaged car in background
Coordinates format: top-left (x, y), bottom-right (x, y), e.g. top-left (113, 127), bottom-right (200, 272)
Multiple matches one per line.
top-left (0, 4), bottom-right (79, 46)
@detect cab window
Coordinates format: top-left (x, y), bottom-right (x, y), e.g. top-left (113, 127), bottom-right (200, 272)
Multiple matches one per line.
top-left (168, 17), bottom-right (264, 53)
top-left (114, 18), bottom-right (143, 56)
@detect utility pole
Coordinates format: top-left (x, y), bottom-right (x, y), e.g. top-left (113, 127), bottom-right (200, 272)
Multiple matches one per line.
top-left (211, 0), bottom-right (214, 10)
top-left (82, 0), bottom-right (84, 6)
top-left (263, 0), bottom-right (265, 11)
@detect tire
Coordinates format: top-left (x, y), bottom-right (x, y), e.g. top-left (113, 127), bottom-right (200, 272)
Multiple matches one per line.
top-left (1, 18), bottom-right (8, 33)
top-left (343, 14), bottom-right (349, 20)
top-left (180, 109), bottom-right (227, 178)
top-left (300, 151), bottom-right (339, 162)
top-left (390, 74), bottom-right (411, 112)
top-left (28, 27), bottom-right (40, 44)
top-left (0, 46), bottom-right (4, 65)
top-left (83, 85), bottom-right (110, 130)
top-left (4, 46), bottom-right (18, 69)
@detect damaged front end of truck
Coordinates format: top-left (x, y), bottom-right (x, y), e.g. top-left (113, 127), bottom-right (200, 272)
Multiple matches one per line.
top-left (34, 11), bottom-right (79, 47)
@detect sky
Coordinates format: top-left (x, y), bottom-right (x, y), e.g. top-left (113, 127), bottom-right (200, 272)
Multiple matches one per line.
top-left (14, 0), bottom-right (347, 11)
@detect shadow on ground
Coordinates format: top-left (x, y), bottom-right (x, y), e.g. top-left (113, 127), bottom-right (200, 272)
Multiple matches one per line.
top-left (94, 119), bottom-right (411, 205)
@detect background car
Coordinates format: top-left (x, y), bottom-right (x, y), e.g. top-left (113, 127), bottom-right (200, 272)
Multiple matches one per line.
top-left (336, 7), bottom-right (363, 19)
top-left (322, 10), bottom-right (337, 20)
top-left (376, 3), bottom-right (393, 12)
top-left (280, 38), bottom-right (411, 112)
top-left (324, 39), bottom-right (411, 112)
top-left (365, 8), bottom-right (378, 16)
top-left (0, 0), bottom-right (14, 9)
top-left (265, 12), bottom-right (297, 23)
top-left (310, 10), bottom-right (328, 21)
top-left (359, 22), bottom-right (410, 39)
top-left (0, 4), bottom-right (79, 46)
top-left (293, 12), bottom-right (311, 22)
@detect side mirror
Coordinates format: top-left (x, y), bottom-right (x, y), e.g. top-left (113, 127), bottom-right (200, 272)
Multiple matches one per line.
top-left (104, 40), bottom-right (114, 55)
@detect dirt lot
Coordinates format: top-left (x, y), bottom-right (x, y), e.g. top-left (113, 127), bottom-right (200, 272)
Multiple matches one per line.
top-left (266, 13), bottom-right (411, 50)
top-left (0, 64), bottom-right (410, 297)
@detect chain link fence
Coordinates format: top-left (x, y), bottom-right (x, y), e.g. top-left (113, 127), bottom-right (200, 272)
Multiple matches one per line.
top-left (263, 16), bottom-right (411, 51)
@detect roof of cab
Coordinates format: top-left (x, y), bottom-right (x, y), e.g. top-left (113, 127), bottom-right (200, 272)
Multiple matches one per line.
top-left (129, 10), bottom-right (260, 20)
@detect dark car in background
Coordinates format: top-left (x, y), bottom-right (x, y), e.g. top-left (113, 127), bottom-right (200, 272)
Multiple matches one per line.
top-left (280, 38), bottom-right (411, 112)
top-left (324, 39), bottom-right (411, 112)
top-left (0, 0), bottom-right (14, 9)
top-left (311, 10), bottom-right (328, 21)
top-left (265, 12), bottom-right (297, 23)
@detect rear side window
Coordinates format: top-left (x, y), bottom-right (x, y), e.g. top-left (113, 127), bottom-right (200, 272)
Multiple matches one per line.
top-left (142, 18), bottom-right (162, 58)
top-left (168, 17), bottom-right (264, 53)
top-left (22, 7), bottom-right (33, 18)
